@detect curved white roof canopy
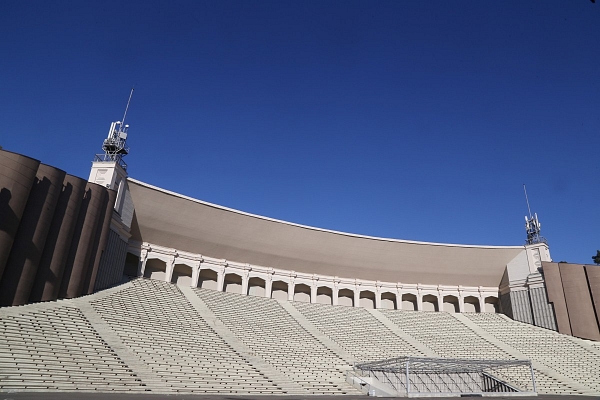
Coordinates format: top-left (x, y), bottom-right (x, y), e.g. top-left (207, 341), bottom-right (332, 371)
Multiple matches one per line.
top-left (128, 178), bottom-right (523, 287)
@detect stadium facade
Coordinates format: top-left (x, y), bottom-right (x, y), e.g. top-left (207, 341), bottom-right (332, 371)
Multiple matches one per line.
top-left (1, 117), bottom-right (600, 395)
top-left (1, 119), bottom-right (599, 341)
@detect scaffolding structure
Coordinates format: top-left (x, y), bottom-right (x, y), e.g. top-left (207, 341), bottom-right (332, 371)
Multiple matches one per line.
top-left (353, 356), bottom-right (537, 397)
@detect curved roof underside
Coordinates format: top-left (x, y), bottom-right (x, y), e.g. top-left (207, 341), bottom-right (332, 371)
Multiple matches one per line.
top-left (128, 179), bottom-right (524, 287)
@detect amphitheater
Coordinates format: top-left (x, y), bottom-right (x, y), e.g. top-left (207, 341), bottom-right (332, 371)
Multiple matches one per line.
top-left (1, 120), bottom-right (599, 397)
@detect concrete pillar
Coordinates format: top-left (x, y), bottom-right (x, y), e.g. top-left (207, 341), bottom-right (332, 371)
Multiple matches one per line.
top-left (191, 260), bottom-right (201, 288)
top-left (216, 266), bottom-right (225, 292)
top-left (437, 290), bottom-right (443, 313)
top-left (333, 279), bottom-right (339, 306)
top-left (310, 281), bottom-right (317, 304)
top-left (265, 273), bottom-right (273, 298)
top-left (397, 285), bottom-right (403, 310)
top-left (138, 249), bottom-right (148, 277)
top-left (416, 286), bottom-right (423, 311)
top-left (241, 270), bottom-right (250, 296)
top-left (478, 288), bottom-right (485, 313)
top-left (458, 289), bottom-right (465, 313)
top-left (165, 255), bottom-right (176, 283)
top-left (288, 279), bottom-right (295, 302)
top-left (375, 284), bottom-right (382, 309)
top-left (354, 286), bottom-right (360, 308)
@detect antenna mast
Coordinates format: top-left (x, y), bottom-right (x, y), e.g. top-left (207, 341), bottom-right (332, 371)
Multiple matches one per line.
top-left (523, 185), bottom-right (546, 245)
top-left (94, 89), bottom-right (134, 170)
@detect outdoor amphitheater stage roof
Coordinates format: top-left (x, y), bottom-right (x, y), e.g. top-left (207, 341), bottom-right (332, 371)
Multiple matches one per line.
top-left (128, 178), bottom-right (525, 287)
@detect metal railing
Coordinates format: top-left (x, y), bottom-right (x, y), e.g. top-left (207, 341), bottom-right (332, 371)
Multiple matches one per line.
top-left (353, 356), bottom-right (536, 396)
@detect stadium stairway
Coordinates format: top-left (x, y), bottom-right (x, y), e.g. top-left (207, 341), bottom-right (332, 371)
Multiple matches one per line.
top-left (193, 287), bottom-right (361, 394)
top-left (380, 309), bottom-right (595, 395)
top-left (1, 277), bottom-right (599, 396)
top-left (464, 312), bottom-right (600, 394)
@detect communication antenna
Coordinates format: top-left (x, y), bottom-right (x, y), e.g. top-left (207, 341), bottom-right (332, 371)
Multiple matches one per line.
top-left (522, 184), bottom-right (546, 245)
top-left (94, 88), bottom-right (134, 170)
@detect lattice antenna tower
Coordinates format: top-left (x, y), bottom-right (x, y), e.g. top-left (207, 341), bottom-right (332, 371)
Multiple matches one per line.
top-left (96, 88), bottom-right (134, 170)
top-left (523, 184), bottom-right (546, 245)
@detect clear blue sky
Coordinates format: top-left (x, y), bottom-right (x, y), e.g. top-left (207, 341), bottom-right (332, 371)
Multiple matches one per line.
top-left (1, 1), bottom-right (598, 264)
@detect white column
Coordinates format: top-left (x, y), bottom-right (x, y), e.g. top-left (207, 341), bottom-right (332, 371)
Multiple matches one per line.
top-left (165, 255), bottom-right (176, 283)
top-left (333, 279), bottom-right (339, 306)
top-left (265, 273), bottom-right (273, 298)
top-left (375, 283), bottom-right (382, 309)
top-left (437, 289), bottom-right (443, 312)
top-left (310, 281), bottom-right (317, 304)
top-left (138, 248), bottom-right (148, 277)
top-left (288, 276), bottom-right (295, 302)
top-left (241, 270), bottom-right (250, 296)
top-left (353, 285), bottom-right (360, 308)
top-left (478, 287), bottom-right (485, 313)
top-left (397, 284), bottom-right (403, 310)
top-left (416, 286), bottom-right (423, 311)
top-left (216, 266), bottom-right (225, 292)
top-left (191, 259), bottom-right (202, 288)
top-left (458, 287), bottom-right (465, 313)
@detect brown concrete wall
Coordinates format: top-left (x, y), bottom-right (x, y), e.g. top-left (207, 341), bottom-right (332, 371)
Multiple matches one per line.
top-left (0, 164), bottom-right (66, 306)
top-left (542, 262), bottom-right (571, 335)
top-left (85, 189), bottom-right (117, 294)
top-left (29, 174), bottom-right (87, 302)
top-left (0, 151), bottom-right (40, 282)
top-left (0, 149), bottom-right (117, 305)
top-left (544, 261), bottom-right (600, 341)
top-left (61, 183), bottom-right (108, 299)
top-left (584, 265), bottom-right (600, 331)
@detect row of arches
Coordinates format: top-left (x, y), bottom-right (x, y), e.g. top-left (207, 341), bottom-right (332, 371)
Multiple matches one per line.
top-left (141, 258), bottom-right (498, 312)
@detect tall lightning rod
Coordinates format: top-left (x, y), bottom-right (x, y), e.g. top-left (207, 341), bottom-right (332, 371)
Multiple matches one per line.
top-left (523, 184), bottom-right (533, 219)
top-left (121, 88), bottom-right (134, 129)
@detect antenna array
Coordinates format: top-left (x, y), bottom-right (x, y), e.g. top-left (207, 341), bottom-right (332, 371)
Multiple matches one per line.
top-left (94, 89), bottom-right (134, 170)
top-left (523, 185), bottom-right (547, 245)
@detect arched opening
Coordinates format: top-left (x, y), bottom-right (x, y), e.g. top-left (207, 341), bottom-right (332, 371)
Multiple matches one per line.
top-left (422, 295), bottom-right (439, 312)
top-left (484, 296), bottom-right (499, 313)
top-left (271, 280), bottom-right (288, 301)
top-left (293, 283), bottom-right (311, 303)
top-left (380, 292), bottom-right (397, 310)
top-left (402, 293), bottom-right (417, 311)
top-left (464, 296), bottom-right (481, 313)
top-left (338, 289), bottom-right (354, 307)
top-left (359, 290), bottom-right (375, 309)
top-left (223, 273), bottom-right (242, 294)
top-left (143, 259), bottom-right (166, 281)
top-left (198, 268), bottom-right (218, 290)
top-left (443, 295), bottom-right (460, 313)
top-left (171, 264), bottom-right (192, 286)
top-left (316, 286), bottom-right (332, 305)
top-left (123, 252), bottom-right (139, 277)
top-left (247, 277), bottom-right (266, 297)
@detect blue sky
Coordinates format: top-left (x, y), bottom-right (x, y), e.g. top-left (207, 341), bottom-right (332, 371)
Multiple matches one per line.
top-left (1, 1), bottom-right (598, 264)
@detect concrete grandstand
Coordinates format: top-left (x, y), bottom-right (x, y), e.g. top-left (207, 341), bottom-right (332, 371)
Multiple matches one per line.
top-left (1, 117), bottom-right (599, 396)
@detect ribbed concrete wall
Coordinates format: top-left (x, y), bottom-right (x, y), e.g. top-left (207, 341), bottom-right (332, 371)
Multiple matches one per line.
top-left (0, 151), bottom-right (40, 282)
top-left (543, 262), bottom-right (600, 341)
top-left (0, 149), bottom-right (116, 306)
top-left (508, 290), bottom-right (534, 325)
top-left (529, 286), bottom-right (557, 331)
top-left (94, 229), bottom-right (128, 291)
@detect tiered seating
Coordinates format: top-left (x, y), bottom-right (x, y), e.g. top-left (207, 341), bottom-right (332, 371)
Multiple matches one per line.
top-left (0, 306), bottom-right (145, 392)
top-left (294, 302), bottom-right (423, 361)
top-left (465, 312), bottom-right (600, 393)
top-left (91, 279), bottom-right (282, 394)
top-left (381, 310), bottom-right (581, 394)
top-left (195, 288), bottom-right (358, 394)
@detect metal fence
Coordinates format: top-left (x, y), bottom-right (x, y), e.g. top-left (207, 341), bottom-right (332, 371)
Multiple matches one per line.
top-left (353, 356), bottom-right (536, 396)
